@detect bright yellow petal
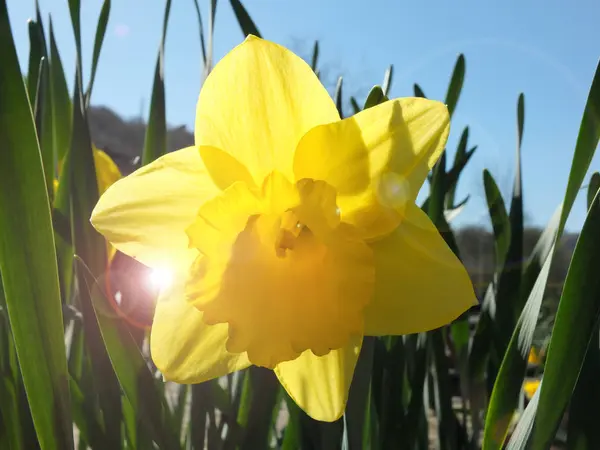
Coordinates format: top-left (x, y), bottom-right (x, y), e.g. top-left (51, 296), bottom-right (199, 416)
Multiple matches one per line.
top-left (198, 145), bottom-right (256, 191)
top-left (91, 147), bottom-right (219, 269)
top-left (293, 98), bottom-right (450, 239)
top-left (93, 147), bottom-right (122, 196)
top-left (364, 204), bottom-right (477, 335)
top-left (523, 379), bottom-right (540, 400)
top-left (151, 273), bottom-right (250, 383)
top-left (274, 335), bottom-right (362, 422)
top-left (195, 35), bottom-right (339, 183)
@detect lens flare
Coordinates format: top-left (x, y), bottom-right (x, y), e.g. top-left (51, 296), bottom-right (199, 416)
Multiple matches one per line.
top-left (148, 267), bottom-right (173, 291)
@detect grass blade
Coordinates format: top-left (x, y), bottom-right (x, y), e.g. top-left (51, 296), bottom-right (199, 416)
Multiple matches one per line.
top-left (85, 0), bottom-right (111, 106)
top-left (363, 86), bottom-right (388, 110)
top-left (141, 0), bottom-right (171, 165)
top-left (482, 59), bottom-right (600, 450)
top-left (382, 65), bottom-right (393, 97)
top-left (528, 194), bottom-right (600, 449)
top-left (413, 83), bottom-right (426, 98)
top-left (446, 127), bottom-right (469, 208)
top-left (334, 76), bottom-right (344, 119)
top-left (311, 40), bottom-right (319, 73)
top-left (76, 259), bottom-right (180, 450)
top-left (566, 323), bottom-right (600, 449)
top-left (67, 0), bottom-right (83, 83)
top-left (230, 0), bottom-right (261, 38)
top-left (26, 18), bottom-right (44, 106)
top-left (69, 72), bottom-right (123, 448)
top-left (587, 172), bottom-right (600, 208)
top-left (49, 17), bottom-right (72, 164)
top-left (191, 0), bottom-right (207, 65)
top-left (0, 2), bottom-right (73, 447)
top-left (444, 54), bottom-right (465, 117)
top-left (483, 169), bottom-right (511, 270)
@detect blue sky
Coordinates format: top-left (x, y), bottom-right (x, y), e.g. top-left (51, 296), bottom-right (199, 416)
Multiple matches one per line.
top-left (7, 0), bottom-right (600, 232)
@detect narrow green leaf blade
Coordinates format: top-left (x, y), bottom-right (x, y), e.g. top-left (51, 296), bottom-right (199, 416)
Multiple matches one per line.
top-left (529, 190), bottom-right (600, 449)
top-left (0, 3), bottom-right (73, 447)
top-left (382, 65), bottom-right (393, 97)
top-left (49, 17), bottom-right (72, 164)
top-left (26, 19), bottom-right (44, 106)
top-left (413, 83), bottom-right (426, 98)
top-left (587, 172), bottom-right (600, 208)
top-left (142, 0), bottom-right (171, 165)
top-left (444, 54), bottom-right (465, 117)
top-left (483, 169), bottom-right (511, 269)
top-left (230, 0), bottom-right (261, 38)
top-left (334, 76), bottom-right (344, 119)
top-left (85, 0), bottom-right (111, 105)
top-left (482, 58), bottom-right (600, 450)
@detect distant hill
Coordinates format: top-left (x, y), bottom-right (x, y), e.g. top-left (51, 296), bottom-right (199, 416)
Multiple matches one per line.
top-left (88, 106), bottom-right (194, 175)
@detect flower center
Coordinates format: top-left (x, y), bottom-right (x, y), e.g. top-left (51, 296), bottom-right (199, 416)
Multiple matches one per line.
top-left (184, 174), bottom-right (375, 368)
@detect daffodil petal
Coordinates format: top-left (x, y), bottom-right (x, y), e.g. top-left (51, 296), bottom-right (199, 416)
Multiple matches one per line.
top-left (198, 145), bottom-right (256, 191)
top-left (93, 147), bottom-right (122, 196)
top-left (91, 147), bottom-right (219, 270)
top-left (195, 35), bottom-right (339, 183)
top-left (151, 273), bottom-right (250, 383)
top-left (274, 335), bottom-right (362, 422)
top-left (364, 204), bottom-right (477, 335)
top-left (293, 98), bottom-right (450, 239)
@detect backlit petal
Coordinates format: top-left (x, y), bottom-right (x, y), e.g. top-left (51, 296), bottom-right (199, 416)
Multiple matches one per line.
top-left (364, 204), bottom-right (477, 335)
top-left (91, 147), bottom-right (219, 269)
top-left (275, 335), bottom-right (362, 422)
top-left (294, 98), bottom-right (449, 239)
top-left (151, 273), bottom-right (250, 383)
top-left (195, 36), bottom-right (339, 183)
top-left (93, 147), bottom-right (122, 196)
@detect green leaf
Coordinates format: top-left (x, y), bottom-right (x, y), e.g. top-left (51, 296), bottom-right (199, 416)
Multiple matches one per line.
top-left (191, 0), bottom-right (207, 65)
top-left (413, 83), bottom-right (426, 98)
top-left (68, 72), bottom-right (123, 448)
top-left (483, 58), bottom-right (600, 450)
top-left (566, 323), bottom-right (600, 450)
top-left (587, 172), bottom-right (600, 208)
top-left (529, 193), bottom-right (600, 449)
top-left (85, 0), bottom-right (111, 106)
top-left (363, 86), bottom-right (388, 110)
top-left (494, 94), bottom-right (525, 351)
top-left (382, 65), bottom-right (393, 97)
top-left (76, 259), bottom-right (180, 450)
top-left (202, 0), bottom-right (218, 80)
top-left (141, 0), bottom-right (171, 165)
top-left (345, 337), bottom-right (376, 450)
top-left (311, 40), bottom-right (319, 73)
top-left (49, 17), bottom-right (72, 164)
top-left (33, 56), bottom-right (54, 202)
top-left (446, 127), bottom-right (469, 208)
top-left (26, 19), bottom-right (44, 106)
top-left (334, 76), bottom-right (344, 119)
top-left (483, 169), bottom-right (511, 270)
top-left (239, 367), bottom-right (280, 449)
top-left (0, 2), bottom-right (73, 447)
top-left (444, 54), bottom-right (465, 117)
top-left (67, 0), bottom-right (83, 82)
top-left (230, 0), bottom-right (261, 38)
top-left (350, 97), bottom-right (360, 115)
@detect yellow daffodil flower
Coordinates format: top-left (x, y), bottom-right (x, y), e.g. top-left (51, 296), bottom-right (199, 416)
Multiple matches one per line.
top-left (90, 36), bottom-right (476, 421)
top-left (55, 145), bottom-right (122, 260)
top-left (528, 347), bottom-right (541, 365)
top-left (523, 379), bottom-right (541, 400)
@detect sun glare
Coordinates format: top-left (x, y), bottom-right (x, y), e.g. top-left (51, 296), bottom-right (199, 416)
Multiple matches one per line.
top-left (148, 267), bottom-right (173, 291)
